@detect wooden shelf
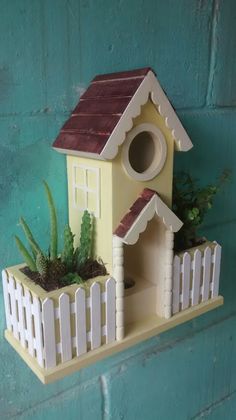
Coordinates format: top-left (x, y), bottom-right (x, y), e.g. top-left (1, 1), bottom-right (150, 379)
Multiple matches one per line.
top-left (5, 296), bottom-right (223, 384)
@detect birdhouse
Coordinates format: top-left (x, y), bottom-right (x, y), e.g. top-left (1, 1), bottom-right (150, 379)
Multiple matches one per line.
top-left (2, 68), bottom-right (223, 383)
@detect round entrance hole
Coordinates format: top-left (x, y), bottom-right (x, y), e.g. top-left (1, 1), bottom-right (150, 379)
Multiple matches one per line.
top-left (128, 131), bottom-right (155, 173)
top-left (122, 123), bottom-right (167, 182)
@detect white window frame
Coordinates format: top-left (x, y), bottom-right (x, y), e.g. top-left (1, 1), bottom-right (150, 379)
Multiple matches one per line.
top-left (72, 164), bottom-right (100, 218)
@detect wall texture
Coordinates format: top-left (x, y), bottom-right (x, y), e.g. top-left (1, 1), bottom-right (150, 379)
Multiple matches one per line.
top-left (0, 1), bottom-right (236, 419)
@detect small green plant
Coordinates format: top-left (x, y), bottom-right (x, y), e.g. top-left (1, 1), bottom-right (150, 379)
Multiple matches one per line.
top-left (43, 180), bottom-right (58, 260)
top-left (77, 210), bottom-right (93, 269)
top-left (19, 217), bottom-right (43, 259)
top-left (14, 235), bottom-right (37, 272)
top-left (61, 224), bottom-right (75, 272)
top-left (36, 252), bottom-right (48, 278)
top-left (173, 170), bottom-right (230, 251)
top-left (15, 181), bottom-right (58, 268)
top-left (15, 182), bottom-right (106, 291)
top-left (60, 272), bottom-right (83, 286)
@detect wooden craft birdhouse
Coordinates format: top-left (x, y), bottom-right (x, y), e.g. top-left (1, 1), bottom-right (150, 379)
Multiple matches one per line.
top-left (2, 68), bottom-right (223, 383)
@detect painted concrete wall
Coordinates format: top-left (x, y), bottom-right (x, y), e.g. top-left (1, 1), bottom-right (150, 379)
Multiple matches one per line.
top-left (0, 1), bottom-right (236, 418)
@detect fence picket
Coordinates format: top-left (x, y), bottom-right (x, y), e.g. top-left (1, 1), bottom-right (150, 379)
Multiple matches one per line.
top-left (106, 278), bottom-right (116, 343)
top-left (33, 296), bottom-right (44, 367)
top-left (182, 253), bottom-right (191, 310)
top-left (192, 250), bottom-right (201, 306)
top-left (212, 244), bottom-right (222, 297)
top-left (16, 282), bottom-right (26, 348)
top-left (25, 289), bottom-right (34, 356)
top-left (172, 256), bottom-right (180, 314)
top-left (42, 298), bottom-right (56, 368)
top-left (91, 282), bottom-right (101, 349)
top-left (75, 288), bottom-right (87, 356)
top-left (2, 270), bottom-right (11, 331)
top-left (9, 276), bottom-right (19, 340)
top-left (202, 247), bottom-right (211, 301)
top-left (59, 293), bottom-right (72, 363)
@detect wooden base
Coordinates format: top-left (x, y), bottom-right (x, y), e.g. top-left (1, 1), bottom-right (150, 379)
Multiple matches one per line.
top-left (5, 296), bottom-right (223, 384)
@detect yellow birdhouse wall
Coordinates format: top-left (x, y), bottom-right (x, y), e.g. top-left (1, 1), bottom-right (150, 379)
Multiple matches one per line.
top-left (67, 99), bottom-right (176, 278)
top-left (112, 99), bottom-right (175, 230)
top-left (67, 156), bottom-right (113, 274)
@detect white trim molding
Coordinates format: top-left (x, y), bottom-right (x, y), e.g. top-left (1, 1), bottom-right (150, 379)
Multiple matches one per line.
top-left (100, 70), bottom-right (193, 159)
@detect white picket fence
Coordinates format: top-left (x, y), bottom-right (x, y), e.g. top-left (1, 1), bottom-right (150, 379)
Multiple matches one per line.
top-left (172, 243), bottom-right (222, 314)
top-left (2, 270), bottom-right (116, 369)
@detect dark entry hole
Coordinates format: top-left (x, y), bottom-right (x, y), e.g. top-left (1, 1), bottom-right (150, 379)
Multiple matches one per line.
top-left (124, 277), bottom-right (135, 290)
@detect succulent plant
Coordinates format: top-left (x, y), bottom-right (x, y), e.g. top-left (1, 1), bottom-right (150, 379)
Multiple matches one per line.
top-left (61, 224), bottom-right (75, 272)
top-left (36, 252), bottom-right (48, 278)
top-left (14, 235), bottom-right (37, 272)
top-left (43, 180), bottom-right (58, 260)
top-left (19, 217), bottom-right (43, 260)
top-left (77, 210), bottom-right (92, 269)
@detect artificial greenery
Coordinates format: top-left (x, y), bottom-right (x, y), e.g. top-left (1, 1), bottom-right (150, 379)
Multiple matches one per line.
top-left (173, 170), bottom-right (230, 251)
top-left (15, 181), bottom-right (106, 291)
top-left (61, 224), bottom-right (75, 272)
top-left (60, 272), bottom-right (83, 286)
top-left (36, 252), bottom-right (48, 278)
top-left (20, 217), bottom-right (43, 258)
top-left (43, 180), bottom-right (58, 260)
top-left (77, 210), bottom-right (92, 269)
top-left (14, 235), bottom-right (37, 272)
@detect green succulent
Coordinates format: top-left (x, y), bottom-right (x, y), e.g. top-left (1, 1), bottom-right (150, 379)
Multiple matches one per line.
top-left (14, 235), bottom-right (37, 272)
top-left (36, 252), bottom-right (48, 277)
top-left (43, 180), bottom-right (58, 260)
top-left (61, 224), bottom-right (75, 271)
top-left (77, 210), bottom-right (93, 269)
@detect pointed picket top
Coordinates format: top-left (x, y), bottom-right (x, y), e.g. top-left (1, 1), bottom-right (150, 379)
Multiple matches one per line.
top-left (212, 244), bottom-right (222, 297)
top-left (75, 287), bottom-right (87, 356)
top-left (59, 293), bottom-right (72, 363)
top-left (42, 298), bottom-right (56, 369)
top-left (90, 282), bottom-right (101, 350)
top-left (105, 277), bottom-right (116, 343)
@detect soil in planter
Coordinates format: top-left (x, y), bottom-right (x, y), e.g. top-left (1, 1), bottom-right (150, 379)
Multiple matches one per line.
top-left (20, 258), bottom-right (108, 292)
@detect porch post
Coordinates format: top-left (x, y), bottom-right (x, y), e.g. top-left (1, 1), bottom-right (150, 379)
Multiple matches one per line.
top-left (164, 229), bottom-right (174, 319)
top-left (112, 235), bottom-right (125, 341)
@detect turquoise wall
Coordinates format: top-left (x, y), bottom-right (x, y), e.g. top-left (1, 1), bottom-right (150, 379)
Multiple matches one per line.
top-left (0, 1), bottom-right (236, 418)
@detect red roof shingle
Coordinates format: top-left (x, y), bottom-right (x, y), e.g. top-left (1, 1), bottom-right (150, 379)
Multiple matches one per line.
top-left (53, 67), bottom-right (153, 155)
top-left (114, 188), bottom-right (156, 238)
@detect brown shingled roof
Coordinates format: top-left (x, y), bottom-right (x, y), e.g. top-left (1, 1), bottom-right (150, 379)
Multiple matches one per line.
top-left (114, 188), bottom-right (183, 244)
top-left (53, 67), bottom-right (193, 157)
top-left (114, 189), bottom-right (156, 239)
top-left (53, 67), bottom-right (152, 155)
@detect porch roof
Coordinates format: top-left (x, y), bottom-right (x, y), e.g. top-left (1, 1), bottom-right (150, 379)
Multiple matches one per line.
top-left (113, 188), bottom-right (183, 245)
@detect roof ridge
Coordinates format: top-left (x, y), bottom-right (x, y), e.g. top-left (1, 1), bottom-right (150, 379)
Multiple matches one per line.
top-left (91, 75), bottom-right (147, 84)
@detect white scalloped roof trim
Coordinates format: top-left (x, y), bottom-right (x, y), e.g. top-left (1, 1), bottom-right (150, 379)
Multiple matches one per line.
top-left (117, 194), bottom-right (183, 246)
top-left (101, 70), bottom-right (193, 159)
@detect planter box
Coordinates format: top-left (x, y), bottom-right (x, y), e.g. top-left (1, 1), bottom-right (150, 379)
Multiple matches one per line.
top-left (2, 240), bottom-right (223, 384)
top-left (172, 241), bottom-right (222, 315)
top-left (2, 264), bottom-right (116, 373)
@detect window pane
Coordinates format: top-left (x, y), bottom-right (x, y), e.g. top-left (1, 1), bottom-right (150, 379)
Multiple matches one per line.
top-left (87, 170), bottom-right (97, 190)
top-left (74, 166), bottom-right (85, 186)
top-left (75, 188), bottom-right (87, 209)
top-left (87, 192), bottom-right (97, 215)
